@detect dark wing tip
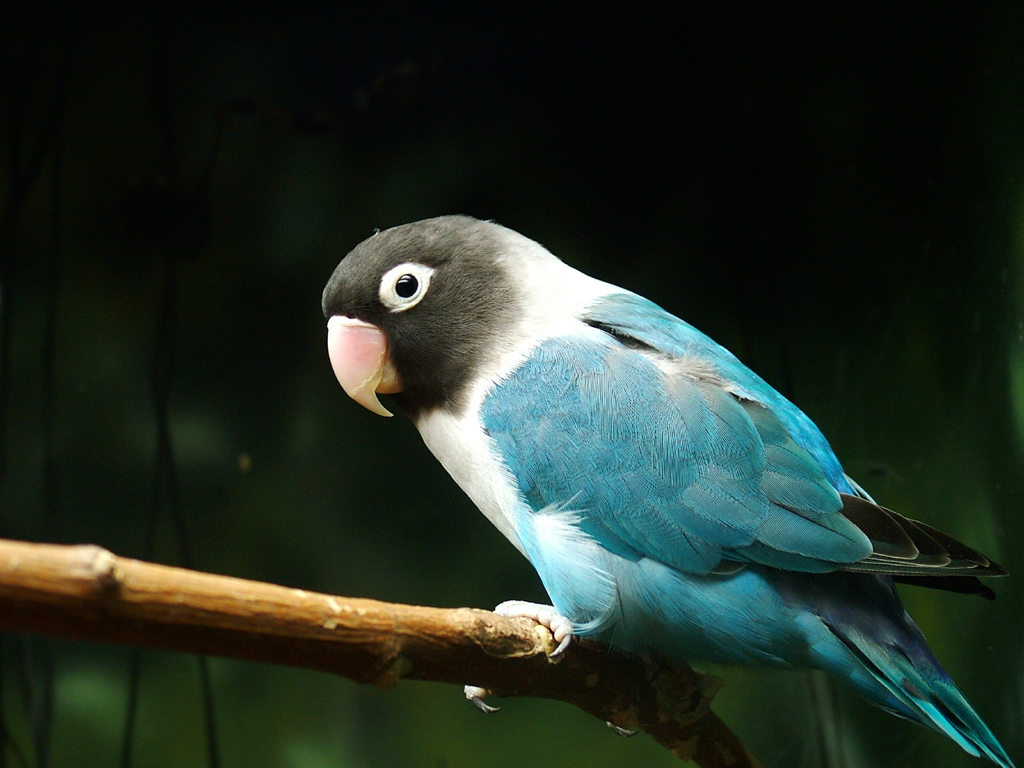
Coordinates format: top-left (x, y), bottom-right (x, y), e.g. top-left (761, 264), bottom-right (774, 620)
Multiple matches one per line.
top-left (838, 493), bottom-right (1008, 579)
top-left (905, 517), bottom-right (1008, 575)
top-left (839, 494), bottom-right (922, 561)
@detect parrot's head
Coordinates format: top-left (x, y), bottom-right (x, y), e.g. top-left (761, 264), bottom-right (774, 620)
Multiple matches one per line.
top-left (321, 215), bottom-right (528, 419)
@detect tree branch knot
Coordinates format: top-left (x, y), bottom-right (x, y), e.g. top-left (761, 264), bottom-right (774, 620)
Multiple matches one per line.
top-left (79, 545), bottom-right (124, 595)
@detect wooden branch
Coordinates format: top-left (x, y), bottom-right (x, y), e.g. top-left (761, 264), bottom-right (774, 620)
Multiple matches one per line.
top-left (0, 539), bottom-right (761, 768)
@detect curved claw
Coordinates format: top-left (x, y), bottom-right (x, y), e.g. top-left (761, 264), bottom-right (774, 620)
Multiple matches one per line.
top-left (550, 632), bottom-right (572, 658)
top-left (465, 685), bottom-right (500, 713)
top-left (607, 722), bottom-right (638, 737)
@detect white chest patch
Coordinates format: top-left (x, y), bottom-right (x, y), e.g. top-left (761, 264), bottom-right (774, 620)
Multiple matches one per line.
top-left (417, 404), bottom-right (526, 552)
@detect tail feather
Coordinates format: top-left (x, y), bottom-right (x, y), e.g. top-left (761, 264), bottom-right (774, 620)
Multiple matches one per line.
top-left (775, 570), bottom-right (1014, 767)
top-left (828, 622), bottom-right (1015, 768)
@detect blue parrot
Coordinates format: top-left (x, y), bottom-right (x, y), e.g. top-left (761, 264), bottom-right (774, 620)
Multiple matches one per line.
top-left (321, 215), bottom-right (1014, 767)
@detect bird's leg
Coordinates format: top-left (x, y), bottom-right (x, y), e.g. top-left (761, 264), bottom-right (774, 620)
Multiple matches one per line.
top-left (464, 600), bottom-right (577, 712)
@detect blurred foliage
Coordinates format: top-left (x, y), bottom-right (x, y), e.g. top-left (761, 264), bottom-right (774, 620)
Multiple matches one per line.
top-left (1, 2), bottom-right (1023, 767)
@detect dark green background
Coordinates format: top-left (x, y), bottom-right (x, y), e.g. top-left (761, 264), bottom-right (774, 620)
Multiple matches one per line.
top-left (2, 3), bottom-right (1023, 767)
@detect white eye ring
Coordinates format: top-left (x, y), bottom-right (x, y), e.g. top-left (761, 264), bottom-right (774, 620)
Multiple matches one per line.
top-left (379, 262), bottom-right (435, 313)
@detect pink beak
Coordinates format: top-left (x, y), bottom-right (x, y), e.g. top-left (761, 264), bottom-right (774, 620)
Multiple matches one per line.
top-left (326, 316), bottom-right (403, 417)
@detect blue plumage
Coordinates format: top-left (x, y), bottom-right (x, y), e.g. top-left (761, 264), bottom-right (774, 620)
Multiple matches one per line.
top-left (322, 216), bottom-right (1014, 767)
top-left (482, 295), bottom-right (1014, 767)
top-left (483, 325), bottom-right (869, 575)
top-left (584, 292), bottom-right (851, 490)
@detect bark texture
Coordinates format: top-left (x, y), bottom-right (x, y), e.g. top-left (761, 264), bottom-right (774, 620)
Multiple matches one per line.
top-left (0, 539), bottom-right (761, 767)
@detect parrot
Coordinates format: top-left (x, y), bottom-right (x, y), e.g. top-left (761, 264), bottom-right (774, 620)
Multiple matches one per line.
top-left (321, 215), bottom-right (1014, 767)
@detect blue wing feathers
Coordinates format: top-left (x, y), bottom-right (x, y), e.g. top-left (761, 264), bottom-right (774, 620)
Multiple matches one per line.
top-left (484, 325), bottom-right (871, 575)
top-left (585, 292), bottom-right (854, 493)
top-left (480, 289), bottom-right (1013, 767)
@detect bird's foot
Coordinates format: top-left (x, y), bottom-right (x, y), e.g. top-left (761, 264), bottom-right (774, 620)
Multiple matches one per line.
top-left (464, 601), bottom-right (575, 713)
top-left (494, 600), bottom-right (575, 657)
top-left (464, 685), bottom-right (500, 713)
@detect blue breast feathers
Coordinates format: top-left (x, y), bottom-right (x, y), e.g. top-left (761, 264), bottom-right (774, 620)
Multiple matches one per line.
top-left (481, 293), bottom-right (873, 576)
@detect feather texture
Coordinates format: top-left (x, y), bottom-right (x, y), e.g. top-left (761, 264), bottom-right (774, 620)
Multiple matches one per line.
top-left (484, 329), bottom-right (872, 575)
top-left (478, 291), bottom-right (1013, 767)
top-left (322, 216), bottom-right (1014, 767)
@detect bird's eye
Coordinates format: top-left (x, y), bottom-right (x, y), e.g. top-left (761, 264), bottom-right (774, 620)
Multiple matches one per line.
top-left (395, 274), bottom-right (418, 298)
top-left (379, 263), bottom-right (435, 312)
